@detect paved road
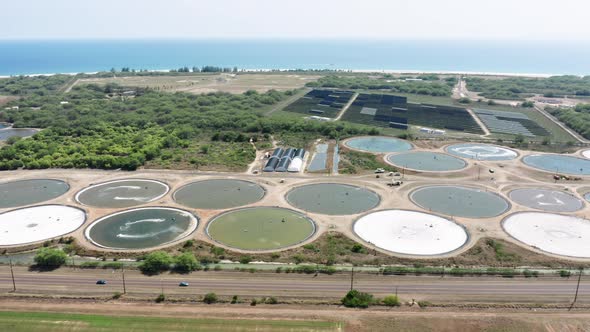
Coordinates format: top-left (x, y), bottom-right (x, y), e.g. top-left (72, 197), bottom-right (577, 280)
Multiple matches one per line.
top-left (1, 267), bottom-right (587, 303)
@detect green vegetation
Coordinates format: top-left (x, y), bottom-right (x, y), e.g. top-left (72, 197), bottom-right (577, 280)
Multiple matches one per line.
top-left (338, 149), bottom-right (397, 174)
top-left (382, 295), bottom-right (401, 307)
top-left (308, 75), bottom-right (455, 96)
top-left (33, 248), bottom-right (67, 269)
top-left (0, 311), bottom-right (340, 332)
top-left (139, 251), bottom-right (173, 275)
top-left (0, 82), bottom-right (376, 171)
top-left (465, 75), bottom-right (590, 100)
top-left (155, 293), bottom-right (166, 303)
top-left (0, 75), bottom-right (71, 96)
top-left (173, 252), bottom-right (200, 273)
top-left (485, 239), bottom-right (519, 263)
top-left (203, 292), bottom-right (218, 304)
top-left (341, 289), bottom-right (374, 308)
top-left (548, 104), bottom-right (590, 139)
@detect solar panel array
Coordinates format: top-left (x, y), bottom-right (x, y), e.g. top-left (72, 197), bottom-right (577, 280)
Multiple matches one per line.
top-left (473, 109), bottom-right (549, 137)
top-left (284, 89), bottom-right (354, 118)
top-left (342, 93), bottom-right (484, 134)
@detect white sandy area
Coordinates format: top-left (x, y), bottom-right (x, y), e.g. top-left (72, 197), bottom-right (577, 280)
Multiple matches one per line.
top-left (503, 212), bottom-right (590, 258)
top-left (583, 150), bottom-right (590, 159)
top-left (0, 205), bottom-right (86, 246)
top-left (353, 210), bottom-right (468, 256)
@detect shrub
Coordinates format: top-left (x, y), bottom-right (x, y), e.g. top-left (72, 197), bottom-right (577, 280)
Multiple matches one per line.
top-left (79, 261), bottom-right (100, 269)
top-left (213, 265), bottom-right (222, 271)
top-left (239, 255), bottom-right (252, 264)
top-left (417, 300), bottom-right (432, 308)
top-left (522, 101), bottom-right (534, 108)
top-left (231, 295), bottom-right (239, 304)
top-left (112, 292), bottom-right (122, 299)
top-left (155, 294), bottom-right (166, 303)
top-left (265, 297), bottom-right (278, 304)
top-left (139, 251), bottom-right (173, 275)
top-left (210, 246), bottom-right (225, 256)
top-left (250, 299), bottom-right (257, 306)
top-left (203, 292), bottom-right (218, 304)
top-left (458, 97), bottom-right (471, 104)
top-left (382, 295), bottom-right (401, 307)
top-left (173, 252), bottom-right (199, 273)
top-left (275, 267), bottom-right (283, 273)
top-left (559, 270), bottom-right (572, 278)
top-left (341, 290), bottom-right (374, 308)
top-left (103, 262), bottom-right (124, 270)
top-left (34, 248), bottom-right (68, 269)
top-left (351, 243), bottom-right (366, 254)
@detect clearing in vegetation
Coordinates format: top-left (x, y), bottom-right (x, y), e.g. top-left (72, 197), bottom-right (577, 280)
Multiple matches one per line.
top-left (74, 73), bottom-right (321, 94)
top-left (342, 93), bottom-right (484, 134)
top-left (283, 89), bottom-right (354, 118)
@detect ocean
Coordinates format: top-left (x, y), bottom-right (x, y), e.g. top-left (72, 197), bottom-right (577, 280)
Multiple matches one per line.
top-left (0, 39), bottom-right (589, 76)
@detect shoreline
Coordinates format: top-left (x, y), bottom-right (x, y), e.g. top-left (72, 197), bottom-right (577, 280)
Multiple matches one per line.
top-left (0, 68), bottom-right (559, 79)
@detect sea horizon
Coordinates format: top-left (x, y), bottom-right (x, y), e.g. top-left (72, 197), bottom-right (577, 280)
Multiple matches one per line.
top-left (1, 39), bottom-right (589, 76)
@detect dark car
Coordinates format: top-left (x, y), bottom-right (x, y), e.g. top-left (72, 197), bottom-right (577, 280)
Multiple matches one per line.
top-left (96, 279), bottom-right (107, 285)
top-left (179, 282), bottom-right (189, 287)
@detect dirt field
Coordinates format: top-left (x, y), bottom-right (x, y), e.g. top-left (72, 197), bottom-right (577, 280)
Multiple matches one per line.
top-left (0, 95), bottom-right (17, 106)
top-left (1, 298), bottom-right (589, 332)
top-left (72, 73), bottom-right (321, 94)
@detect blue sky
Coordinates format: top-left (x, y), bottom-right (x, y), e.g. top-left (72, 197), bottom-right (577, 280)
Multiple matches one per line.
top-left (1, 0), bottom-right (589, 40)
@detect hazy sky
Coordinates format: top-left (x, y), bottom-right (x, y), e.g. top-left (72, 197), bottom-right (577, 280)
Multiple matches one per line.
top-left (2, 0), bottom-right (589, 40)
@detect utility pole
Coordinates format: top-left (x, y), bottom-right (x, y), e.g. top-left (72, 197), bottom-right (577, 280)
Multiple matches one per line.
top-left (350, 267), bottom-right (354, 291)
top-left (570, 268), bottom-right (583, 310)
top-left (122, 267), bottom-right (127, 294)
top-left (9, 259), bottom-right (16, 292)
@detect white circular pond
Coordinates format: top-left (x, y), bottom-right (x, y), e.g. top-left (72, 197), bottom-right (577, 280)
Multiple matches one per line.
top-left (446, 143), bottom-right (518, 161)
top-left (353, 210), bottom-right (468, 256)
top-left (0, 205), bottom-right (86, 246)
top-left (503, 212), bottom-right (590, 258)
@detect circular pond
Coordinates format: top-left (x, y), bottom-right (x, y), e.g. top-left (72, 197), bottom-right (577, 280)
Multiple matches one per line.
top-left (503, 212), bottom-right (590, 258)
top-left (522, 154), bottom-right (590, 175)
top-left (173, 179), bottom-right (265, 209)
top-left (76, 179), bottom-right (169, 208)
top-left (344, 136), bottom-right (412, 153)
top-left (85, 207), bottom-right (198, 250)
top-left (0, 205), bottom-right (86, 246)
top-left (354, 210), bottom-right (468, 255)
top-left (446, 143), bottom-right (518, 161)
top-left (286, 183), bottom-right (380, 215)
top-left (410, 185), bottom-right (510, 218)
top-left (386, 151), bottom-right (466, 172)
top-left (509, 188), bottom-right (583, 213)
top-left (206, 207), bottom-right (316, 251)
top-left (0, 179), bottom-right (70, 209)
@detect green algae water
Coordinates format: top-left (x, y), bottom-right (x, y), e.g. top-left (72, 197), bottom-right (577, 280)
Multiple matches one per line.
top-left (207, 207), bottom-right (315, 250)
